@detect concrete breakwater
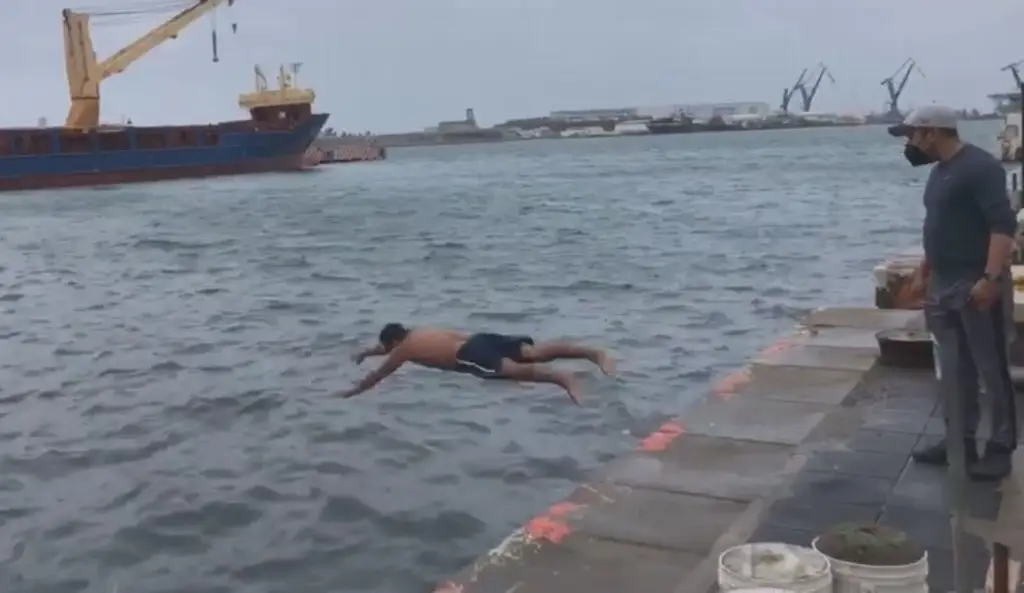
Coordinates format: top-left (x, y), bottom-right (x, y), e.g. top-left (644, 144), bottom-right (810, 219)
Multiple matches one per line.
top-left (434, 303), bottom-right (1010, 593)
top-left (308, 137), bottom-right (386, 164)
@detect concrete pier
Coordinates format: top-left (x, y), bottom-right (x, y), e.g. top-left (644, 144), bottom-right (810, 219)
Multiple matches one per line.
top-left (307, 137), bottom-right (386, 164)
top-left (434, 306), bottom-right (1016, 593)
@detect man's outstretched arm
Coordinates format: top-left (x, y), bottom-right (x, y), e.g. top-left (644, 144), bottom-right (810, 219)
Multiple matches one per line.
top-left (353, 343), bottom-right (387, 364)
top-left (339, 352), bottom-right (406, 399)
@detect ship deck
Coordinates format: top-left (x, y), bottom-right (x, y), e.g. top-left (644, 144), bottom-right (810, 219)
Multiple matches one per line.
top-left (435, 306), bottom-right (1024, 593)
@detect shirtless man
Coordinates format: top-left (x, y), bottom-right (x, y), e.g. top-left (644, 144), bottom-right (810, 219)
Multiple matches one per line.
top-left (337, 323), bottom-right (615, 405)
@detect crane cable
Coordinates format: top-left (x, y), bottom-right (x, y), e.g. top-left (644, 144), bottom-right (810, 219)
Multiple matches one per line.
top-left (74, 0), bottom-right (196, 17)
top-left (71, 0), bottom-right (238, 62)
top-left (72, 1), bottom-right (227, 30)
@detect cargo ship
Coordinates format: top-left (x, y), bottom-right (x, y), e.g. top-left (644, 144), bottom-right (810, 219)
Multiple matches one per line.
top-left (0, 2), bottom-right (327, 193)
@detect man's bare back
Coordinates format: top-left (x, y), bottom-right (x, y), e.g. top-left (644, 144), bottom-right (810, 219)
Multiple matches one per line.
top-left (339, 323), bottom-right (614, 405)
top-left (385, 328), bottom-right (466, 370)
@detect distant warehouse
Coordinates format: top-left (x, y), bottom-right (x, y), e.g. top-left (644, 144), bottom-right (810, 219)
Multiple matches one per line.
top-left (548, 108), bottom-right (640, 122)
top-left (674, 102), bottom-right (773, 120)
top-left (549, 102), bottom-right (772, 122)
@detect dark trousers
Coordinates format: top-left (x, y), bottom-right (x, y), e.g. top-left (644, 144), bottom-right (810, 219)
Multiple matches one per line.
top-left (926, 277), bottom-right (1017, 448)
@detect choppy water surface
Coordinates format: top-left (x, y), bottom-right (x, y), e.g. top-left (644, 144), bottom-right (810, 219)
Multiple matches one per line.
top-left (0, 122), bottom-right (999, 593)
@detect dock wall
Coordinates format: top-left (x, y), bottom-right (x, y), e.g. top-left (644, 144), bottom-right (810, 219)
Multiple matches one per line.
top-left (434, 305), bottom-right (1008, 593)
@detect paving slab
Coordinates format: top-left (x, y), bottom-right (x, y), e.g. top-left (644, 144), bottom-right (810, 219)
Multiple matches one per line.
top-left (437, 533), bottom-right (700, 593)
top-left (803, 307), bottom-right (923, 330)
top-left (803, 449), bottom-right (909, 481)
top-left (681, 396), bottom-right (828, 446)
top-left (878, 504), bottom-right (958, 550)
top-left (788, 469), bottom-right (895, 506)
top-left (748, 523), bottom-right (818, 548)
top-left (567, 483), bottom-right (747, 554)
top-left (888, 460), bottom-right (1003, 516)
top-left (601, 435), bottom-right (796, 501)
top-left (846, 428), bottom-right (922, 455)
top-left (763, 496), bottom-right (881, 534)
top-left (786, 326), bottom-right (885, 351)
top-left (754, 342), bottom-right (878, 372)
top-left (860, 407), bottom-right (935, 435)
top-left (726, 363), bottom-right (865, 406)
top-left (851, 368), bottom-right (940, 416)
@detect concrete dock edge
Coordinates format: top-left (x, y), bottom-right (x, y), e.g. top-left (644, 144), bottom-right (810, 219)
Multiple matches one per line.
top-left (433, 306), bottom-right (1000, 593)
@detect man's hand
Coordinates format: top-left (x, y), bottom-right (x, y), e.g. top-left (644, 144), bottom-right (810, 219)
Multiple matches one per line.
top-left (351, 352), bottom-right (367, 365)
top-left (337, 350), bottom-right (407, 400)
top-left (969, 276), bottom-right (1001, 310)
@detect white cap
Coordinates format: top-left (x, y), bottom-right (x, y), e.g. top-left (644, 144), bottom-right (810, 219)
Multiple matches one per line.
top-left (887, 105), bottom-right (959, 137)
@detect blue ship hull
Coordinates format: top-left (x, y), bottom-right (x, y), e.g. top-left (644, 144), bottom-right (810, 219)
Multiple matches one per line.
top-left (0, 112), bottom-right (328, 192)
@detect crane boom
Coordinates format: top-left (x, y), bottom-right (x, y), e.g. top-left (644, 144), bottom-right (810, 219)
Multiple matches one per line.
top-left (798, 63), bottom-right (835, 112)
top-left (880, 57), bottom-right (922, 120)
top-left (896, 60), bottom-right (916, 97)
top-left (781, 68), bottom-right (807, 114)
top-left (97, 0), bottom-right (229, 79)
top-left (63, 0), bottom-right (233, 129)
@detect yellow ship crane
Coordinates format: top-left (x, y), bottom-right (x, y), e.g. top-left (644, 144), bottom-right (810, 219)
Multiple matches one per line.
top-left (62, 0), bottom-right (235, 129)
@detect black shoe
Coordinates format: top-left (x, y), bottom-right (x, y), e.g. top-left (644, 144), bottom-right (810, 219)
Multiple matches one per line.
top-left (969, 442), bottom-right (1014, 482)
top-left (911, 439), bottom-right (979, 466)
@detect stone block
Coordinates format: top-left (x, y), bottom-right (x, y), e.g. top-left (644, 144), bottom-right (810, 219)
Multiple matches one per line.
top-left (603, 435), bottom-right (796, 501)
top-left (682, 397), bottom-right (827, 446)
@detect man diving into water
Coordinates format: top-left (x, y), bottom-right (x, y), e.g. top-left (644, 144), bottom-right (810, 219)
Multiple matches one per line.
top-left (338, 323), bottom-right (615, 405)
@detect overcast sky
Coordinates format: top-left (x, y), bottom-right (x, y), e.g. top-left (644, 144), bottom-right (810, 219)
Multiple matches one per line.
top-left (3, 0), bottom-right (1023, 133)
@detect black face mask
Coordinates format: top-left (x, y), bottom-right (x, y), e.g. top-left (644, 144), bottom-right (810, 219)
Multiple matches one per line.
top-left (903, 144), bottom-right (936, 167)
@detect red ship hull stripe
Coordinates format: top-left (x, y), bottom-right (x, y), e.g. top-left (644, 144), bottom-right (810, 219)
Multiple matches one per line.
top-left (0, 155), bottom-right (309, 192)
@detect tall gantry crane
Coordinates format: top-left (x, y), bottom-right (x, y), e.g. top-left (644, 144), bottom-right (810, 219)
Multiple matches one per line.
top-left (780, 68), bottom-right (807, 115)
top-left (796, 63), bottom-right (835, 112)
top-left (880, 57), bottom-right (925, 121)
top-left (62, 0), bottom-right (237, 129)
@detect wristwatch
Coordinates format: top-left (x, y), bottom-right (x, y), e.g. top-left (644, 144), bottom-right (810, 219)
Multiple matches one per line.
top-left (982, 271), bottom-right (1003, 282)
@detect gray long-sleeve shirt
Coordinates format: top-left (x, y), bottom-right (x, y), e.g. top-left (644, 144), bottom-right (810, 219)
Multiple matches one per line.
top-left (923, 143), bottom-right (1016, 288)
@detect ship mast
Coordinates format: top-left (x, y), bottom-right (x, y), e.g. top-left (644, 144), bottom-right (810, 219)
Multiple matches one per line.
top-left (63, 0), bottom-right (236, 129)
top-left (237, 63), bottom-right (315, 111)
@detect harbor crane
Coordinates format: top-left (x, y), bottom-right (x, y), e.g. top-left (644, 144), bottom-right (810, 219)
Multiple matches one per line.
top-left (796, 63), bottom-right (835, 112)
top-left (63, 0), bottom-right (237, 129)
top-left (880, 58), bottom-right (925, 121)
top-left (1001, 60), bottom-right (1023, 88)
top-left (780, 68), bottom-right (808, 115)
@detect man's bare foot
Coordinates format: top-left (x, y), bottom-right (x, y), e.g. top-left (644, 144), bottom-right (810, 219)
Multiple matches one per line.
top-left (595, 351), bottom-right (616, 376)
top-left (565, 377), bottom-right (583, 406)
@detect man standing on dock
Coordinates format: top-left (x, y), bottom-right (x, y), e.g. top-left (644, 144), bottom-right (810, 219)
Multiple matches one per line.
top-left (894, 105), bottom-right (1019, 481)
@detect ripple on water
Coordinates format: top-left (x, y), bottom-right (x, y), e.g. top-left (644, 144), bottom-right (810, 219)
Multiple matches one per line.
top-left (0, 122), bottom-right (999, 593)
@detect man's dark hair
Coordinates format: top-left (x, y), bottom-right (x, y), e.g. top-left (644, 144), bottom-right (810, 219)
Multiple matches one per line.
top-left (379, 323), bottom-right (409, 348)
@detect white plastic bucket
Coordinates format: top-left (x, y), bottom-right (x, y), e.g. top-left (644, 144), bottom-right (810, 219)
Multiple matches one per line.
top-left (812, 537), bottom-right (928, 593)
top-left (719, 542), bottom-right (833, 593)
